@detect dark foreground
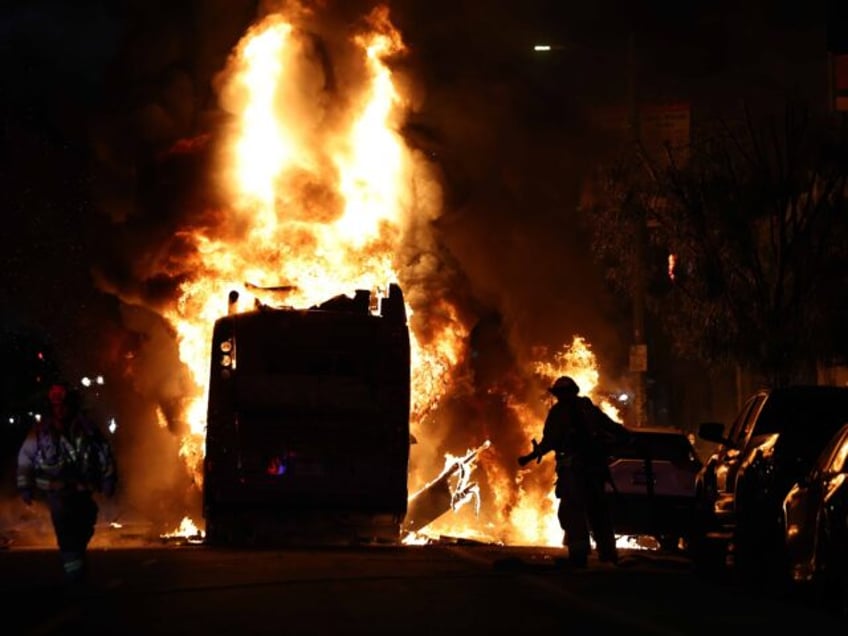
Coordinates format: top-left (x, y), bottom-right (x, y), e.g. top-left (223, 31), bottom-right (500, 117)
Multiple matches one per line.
top-left (1, 538), bottom-right (845, 636)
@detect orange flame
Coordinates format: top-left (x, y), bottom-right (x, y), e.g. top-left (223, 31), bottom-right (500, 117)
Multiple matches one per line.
top-left (154, 6), bottom-right (623, 547)
top-left (419, 336), bottom-right (622, 546)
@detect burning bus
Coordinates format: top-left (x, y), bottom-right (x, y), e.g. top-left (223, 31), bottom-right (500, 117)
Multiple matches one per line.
top-left (101, 6), bottom-right (624, 550)
top-left (202, 283), bottom-right (411, 545)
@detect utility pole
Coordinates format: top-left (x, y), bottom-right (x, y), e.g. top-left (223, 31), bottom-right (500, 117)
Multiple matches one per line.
top-left (627, 31), bottom-right (648, 428)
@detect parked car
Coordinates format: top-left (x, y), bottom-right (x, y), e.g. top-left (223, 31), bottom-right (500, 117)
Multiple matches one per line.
top-left (605, 426), bottom-right (703, 551)
top-left (692, 385), bottom-right (848, 582)
top-left (782, 422), bottom-right (848, 616)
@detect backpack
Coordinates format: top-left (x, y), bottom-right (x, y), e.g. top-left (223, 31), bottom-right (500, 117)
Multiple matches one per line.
top-left (576, 396), bottom-right (632, 459)
top-left (75, 416), bottom-right (117, 492)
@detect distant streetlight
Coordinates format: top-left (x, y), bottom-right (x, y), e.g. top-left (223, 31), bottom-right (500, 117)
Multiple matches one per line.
top-left (80, 374), bottom-right (106, 388)
top-left (532, 44), bottom-right (571, 52)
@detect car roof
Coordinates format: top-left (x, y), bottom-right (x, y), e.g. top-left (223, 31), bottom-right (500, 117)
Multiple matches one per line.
top-left (758, 386), bottom-right (848, 433)
top-left (625, 426), bottom-right (689, 436)
top-left (769, 384), bottom-right (848, 394)
top-left (757, 385), bottom-right (848, 464)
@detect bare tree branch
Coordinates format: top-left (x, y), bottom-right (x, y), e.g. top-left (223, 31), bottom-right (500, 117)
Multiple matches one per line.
top-left (585, 100), bottom-right (848, 384)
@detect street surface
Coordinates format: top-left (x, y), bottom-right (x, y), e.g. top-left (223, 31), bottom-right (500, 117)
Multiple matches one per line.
top-left (1, 532), bottom-right (844, 635)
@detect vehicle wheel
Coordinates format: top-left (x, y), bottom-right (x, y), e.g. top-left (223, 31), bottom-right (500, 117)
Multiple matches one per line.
top-left (735, 514), bottom-right (788, 591)
top-left (732, 531), bottom-right (766, 584)
top-left (690, 534), bottom-right (728, 580)
top-left (836, 572), bottom-right (848, 619)
top-left (688, 486), bottom-right (728, 578)
top-left (816, 521), bottom-right (848, 616)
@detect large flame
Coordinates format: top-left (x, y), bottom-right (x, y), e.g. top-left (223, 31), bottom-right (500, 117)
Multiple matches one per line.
top-left (418, 336), bottom-right (622, 547)
top-left (160, 6), bottom-right (433, 482)
top-left (157, 4), bottom-right (627, 546)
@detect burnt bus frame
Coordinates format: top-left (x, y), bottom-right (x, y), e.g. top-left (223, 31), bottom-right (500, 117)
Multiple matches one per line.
top-left (202, 284), bottom-right (411, 546)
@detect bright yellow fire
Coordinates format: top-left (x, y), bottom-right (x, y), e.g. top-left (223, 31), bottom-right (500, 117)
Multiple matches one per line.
top-left (158, 5), bottom-right (627, 546)
top-left (160, 6), bottom-right (428, 484)
top-left (419, 335), bottom-right (622, 547)
top-left (161, 516), bottom-right (204, 541)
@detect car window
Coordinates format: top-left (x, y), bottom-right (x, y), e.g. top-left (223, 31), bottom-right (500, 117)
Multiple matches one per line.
top-left (730, 395), bottom-right (764, 446)
top-left (766, 390), bottom-right (848, 464)
top-left (757, 389), bottom-right (848, 436)
top-left (821, 424), bottom-right (848, 474)
top-left (726, 397), bottom-right (754, 442)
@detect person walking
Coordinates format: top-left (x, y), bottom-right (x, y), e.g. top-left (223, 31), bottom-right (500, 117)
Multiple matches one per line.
top-left (16, 382), bottom-right (117, 585)
top-left (518, 375), bottom-right (628, 567)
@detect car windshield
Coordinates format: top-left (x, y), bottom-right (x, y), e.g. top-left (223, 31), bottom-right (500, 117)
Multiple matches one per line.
top-left (759, 387), bottom-right (848, 463)
top-left (756, 387), bottom-right (848, 436)
top-left (612, 432), bottom-right (698, 463)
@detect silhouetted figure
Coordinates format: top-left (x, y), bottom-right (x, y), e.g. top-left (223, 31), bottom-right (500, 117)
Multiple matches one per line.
top-left (17, 382), bottom-right (117, 584)
top-left (518, 376), bottom-right (628, 567)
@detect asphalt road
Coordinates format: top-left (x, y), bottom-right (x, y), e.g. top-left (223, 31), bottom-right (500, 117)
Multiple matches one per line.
top-left (1, 535), bottom-right (845, 636)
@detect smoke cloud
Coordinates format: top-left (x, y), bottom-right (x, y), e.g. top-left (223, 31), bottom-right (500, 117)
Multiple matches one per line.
top-left (2, 0), bottom-right (629, 540)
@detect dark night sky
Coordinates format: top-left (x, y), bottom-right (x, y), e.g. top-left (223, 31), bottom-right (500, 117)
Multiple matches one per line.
top-left (0, 0), bottom-right (839, 407)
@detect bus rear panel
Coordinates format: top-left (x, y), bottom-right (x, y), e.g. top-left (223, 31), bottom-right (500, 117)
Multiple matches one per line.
top-left (203, 285), bottom-right (411, 545)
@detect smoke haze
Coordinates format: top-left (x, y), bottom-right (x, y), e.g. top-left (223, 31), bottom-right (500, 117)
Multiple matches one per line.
top-left (1, 0), bottom-right (631, 538)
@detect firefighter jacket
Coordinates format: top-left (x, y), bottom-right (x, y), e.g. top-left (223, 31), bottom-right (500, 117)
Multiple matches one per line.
top-left (17, 414), bottom-right (117, 496)
top-left (536, 396), bottom-right (613, 475)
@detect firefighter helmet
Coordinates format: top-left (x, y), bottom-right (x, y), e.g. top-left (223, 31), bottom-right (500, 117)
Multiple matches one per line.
top-left (548, 375), bottom-right (580, 396)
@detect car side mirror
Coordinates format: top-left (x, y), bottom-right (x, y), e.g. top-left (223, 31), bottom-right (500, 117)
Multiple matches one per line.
top-left (698, 421), bottom-right (735, 447)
